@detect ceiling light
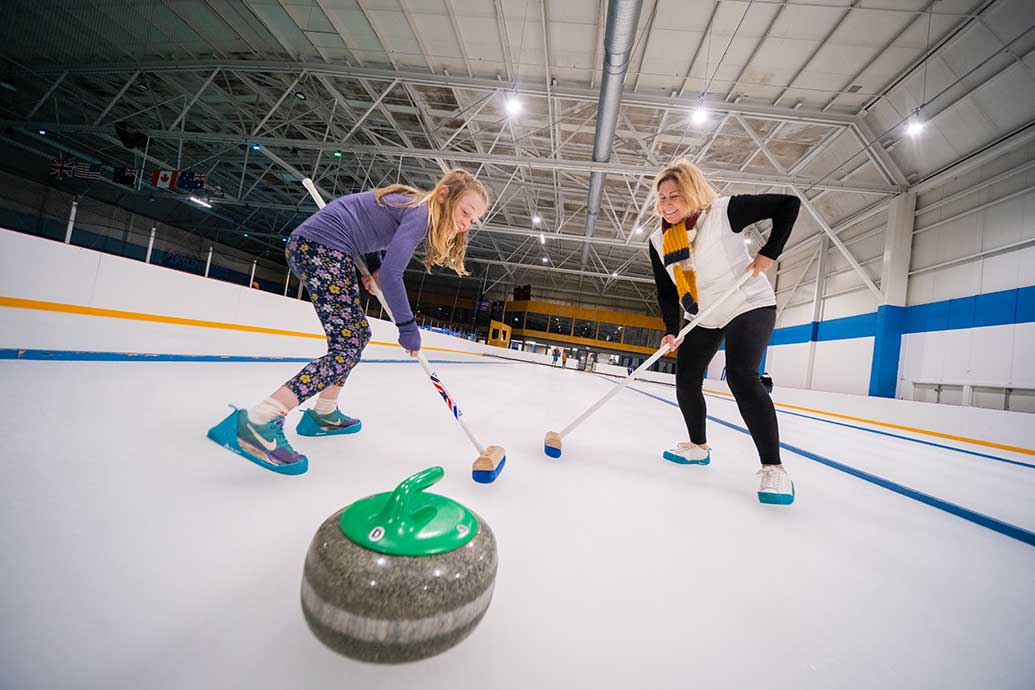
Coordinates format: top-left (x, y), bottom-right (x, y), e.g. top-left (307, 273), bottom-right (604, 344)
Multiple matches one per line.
top-left (541, 256), bottom-right (548, 263)
top-left (0, 81), bottom-right (16, 92)
top-left (539, 233), bottom-right (546, 244)
top-left (634, 225), bottom-right (643, 234)
top-left (612, 271), bottom-right (619, 278)
top-left (906, 117), bottom-right (925, 136)
top-left (691, 103), bottom-right (708, 125)
top-left (505, 96), bottom-right (522, 117)
top-left (250, 143), bottom-right (261, 151)
top-left (294, 91), bottom-right (306, 101)
top-left (532, 215), bottom-right (542, 225)
top-left (333, 150), bottom-right (342, 157)
top-left (37, 129), bottom-right (46, 135)
top-left (189, 196), bottom-right (212, 208)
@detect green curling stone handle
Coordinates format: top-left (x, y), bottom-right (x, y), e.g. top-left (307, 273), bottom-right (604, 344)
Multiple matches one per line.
top-left (379, 466), bottom-right (444, 523)
top-left (339, 466), bottom-right (479, 556)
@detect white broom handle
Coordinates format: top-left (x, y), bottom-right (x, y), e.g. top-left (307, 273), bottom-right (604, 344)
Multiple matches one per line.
top-left (302, 178), bottom-right (325, 209)
top-left (302, 179), bottom-right (484, 454)
top-left (415, 352), bottom-right (486, 453)
top-left (559, 270), bottom-right (755, 438)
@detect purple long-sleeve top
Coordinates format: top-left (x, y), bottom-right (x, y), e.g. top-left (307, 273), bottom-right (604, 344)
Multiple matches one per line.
top-left (291, 191), bottom-right (429, 327)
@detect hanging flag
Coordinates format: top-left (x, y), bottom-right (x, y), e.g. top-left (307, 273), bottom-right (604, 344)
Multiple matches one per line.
top-left (176, 171), bottom-right (207, 191)
top-left (151, 169), bottom-right (179, 189)
top-left (113, 167), bottom-right (139, 186)
top-left (176, 170), bottom-right (198, 190)
top-left (72, 161), bottom-right (102, 180)
top-left (50, 156), bottom-right (75, 179)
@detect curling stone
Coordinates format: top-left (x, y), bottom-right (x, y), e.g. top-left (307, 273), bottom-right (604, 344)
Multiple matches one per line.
top-left (301, 466), bottom-right (497, 663)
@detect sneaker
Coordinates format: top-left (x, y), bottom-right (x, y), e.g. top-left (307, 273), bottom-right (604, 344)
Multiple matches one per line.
top-left (662, 441), bottom-right (711, 465)
top-left (757, 465), bottom-right (794, 505)
top-left (207, 408), bottom-right (308, 475)
top-left (296, 408), bottom-right (362, 437)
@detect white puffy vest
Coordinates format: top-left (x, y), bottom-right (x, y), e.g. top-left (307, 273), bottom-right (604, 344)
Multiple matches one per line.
top-left (648, 196), bottom-right (776, 329)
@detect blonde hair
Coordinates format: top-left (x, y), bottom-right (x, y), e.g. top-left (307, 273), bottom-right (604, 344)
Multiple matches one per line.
top-left (374, 168), bottom-right (488, 276)
top-left (653, 159), bottom-right (718, 220)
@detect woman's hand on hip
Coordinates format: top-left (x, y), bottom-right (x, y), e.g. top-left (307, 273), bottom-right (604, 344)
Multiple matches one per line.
top-left (746, 254), bottom-right (775, 277)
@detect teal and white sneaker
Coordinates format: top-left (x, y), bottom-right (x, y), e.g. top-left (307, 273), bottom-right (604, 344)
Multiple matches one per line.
top-left (207, 408), bottom-right (308, 475)
top-left (757, 465), bottom-right (794, 505)
top-left (663, 441), bottom-right (711, 465)
top-left (296, 408), bottom-right (362, 437)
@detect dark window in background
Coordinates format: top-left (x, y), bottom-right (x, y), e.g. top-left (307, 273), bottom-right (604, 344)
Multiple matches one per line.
top-left (598, 322), bottom-right (622, 342)
top-left (505, 311), bottom-right (525, 329)
top-left (623, 326), bottom-right (648, 347)
top-left (573, 319), bottom-right (597, 339)
top-left (549, 315), bottom-right (572, 335)
top-left (524, 312), bottom-right (549, 331)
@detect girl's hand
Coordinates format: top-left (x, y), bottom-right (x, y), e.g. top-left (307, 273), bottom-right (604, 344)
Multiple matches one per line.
top-left (746, 254), bottom-right (775, 277)
top-left (661, 334), bottom-right (684, 351)
top-left (361, 271), bottom-right (380, 293)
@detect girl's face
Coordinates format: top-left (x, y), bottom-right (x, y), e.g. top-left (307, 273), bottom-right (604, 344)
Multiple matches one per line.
top-left (443, 188), bottom-right (488, 236)
top-left (657, 178), bottom-right (688, 225)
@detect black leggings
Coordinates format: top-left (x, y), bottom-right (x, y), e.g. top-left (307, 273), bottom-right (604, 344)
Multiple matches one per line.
top-left (675, 306), bottom-right (780, 465)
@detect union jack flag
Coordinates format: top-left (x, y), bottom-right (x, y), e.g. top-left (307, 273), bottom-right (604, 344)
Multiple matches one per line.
top-left (430, 373), bottom-right (463, 419)
top-left (50, 156), bottom-right (75, 178)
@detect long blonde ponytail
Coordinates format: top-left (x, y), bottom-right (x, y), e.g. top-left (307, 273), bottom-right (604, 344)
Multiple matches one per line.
top-left (374, 169), bottom-right (488, 276)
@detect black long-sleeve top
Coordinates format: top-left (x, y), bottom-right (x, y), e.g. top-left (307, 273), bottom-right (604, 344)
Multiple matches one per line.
top-left (649, 194), bottom-right (800, 335)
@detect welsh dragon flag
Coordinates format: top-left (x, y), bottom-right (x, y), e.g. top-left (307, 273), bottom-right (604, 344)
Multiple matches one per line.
top-left (151, 169), bottom-right (179, 189)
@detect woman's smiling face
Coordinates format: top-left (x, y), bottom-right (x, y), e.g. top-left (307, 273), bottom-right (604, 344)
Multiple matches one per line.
top-left (656, 178), bottom-right (688, 225)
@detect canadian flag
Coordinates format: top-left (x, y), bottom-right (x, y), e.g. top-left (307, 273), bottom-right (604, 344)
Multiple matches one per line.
top-left (151, 169), bottom-right (179, 189)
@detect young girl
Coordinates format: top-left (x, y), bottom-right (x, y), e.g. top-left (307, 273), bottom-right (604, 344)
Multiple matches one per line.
top-left (208, 169), bottom-right (489, 475)
top-left (647, 159), bottom-right (800, 504)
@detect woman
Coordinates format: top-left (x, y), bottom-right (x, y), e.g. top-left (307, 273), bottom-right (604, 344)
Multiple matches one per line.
top-left (648, 159), bottom-right (799, 505)
top-left (208, 169), bottom-right (489, 475)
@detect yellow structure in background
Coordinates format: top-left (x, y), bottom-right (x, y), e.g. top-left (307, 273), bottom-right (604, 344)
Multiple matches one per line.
top-left (487, 319), bottom-right (511, 348)
top-left (503, 299), bottom-right (672, 357)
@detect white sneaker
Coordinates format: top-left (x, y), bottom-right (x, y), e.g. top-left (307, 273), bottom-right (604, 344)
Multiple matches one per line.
top-left (663, 441), bottom-right (711, 465)
top-left (757, 465), bottom-right (794, 505)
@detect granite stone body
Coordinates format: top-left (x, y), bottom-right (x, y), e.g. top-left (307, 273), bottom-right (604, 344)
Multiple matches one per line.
top-left (301, 509), bottom-right (497, 663)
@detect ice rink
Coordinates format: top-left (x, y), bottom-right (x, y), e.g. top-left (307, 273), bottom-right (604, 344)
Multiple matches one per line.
top-left (3, 354), bottom-right (1034, 690)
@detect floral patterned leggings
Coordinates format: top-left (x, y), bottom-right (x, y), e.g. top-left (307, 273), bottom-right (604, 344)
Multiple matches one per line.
top-left (281, 235), bottom-right (372, 402)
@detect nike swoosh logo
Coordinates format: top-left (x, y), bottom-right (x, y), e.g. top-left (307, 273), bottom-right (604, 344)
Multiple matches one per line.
top-left (247, 424), bottom-right (278, 451)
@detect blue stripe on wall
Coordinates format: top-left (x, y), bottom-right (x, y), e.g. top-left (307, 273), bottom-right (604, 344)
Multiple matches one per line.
top-left (761, 284), bottom-right (1035, 398)
top-left (816, 312), bottom-right (876, 341)
top-left (974, 291), bottom-right (1015, 328)
top-left (1018, 286), bottom-right (1035, 322)
top-left (767, 285), bottom-right (1035, 347)
top-left (769, 322), bottom-right (813, 346)
top-left (869, 305), bottom-right (907, 398)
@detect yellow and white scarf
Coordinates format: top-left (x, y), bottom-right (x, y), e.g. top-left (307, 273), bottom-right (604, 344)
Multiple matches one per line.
top-left (661, 210), bottom-right (702, 313)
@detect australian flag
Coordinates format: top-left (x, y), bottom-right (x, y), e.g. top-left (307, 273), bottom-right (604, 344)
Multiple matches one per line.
top-left (176, 171), bottom-right (207, 192)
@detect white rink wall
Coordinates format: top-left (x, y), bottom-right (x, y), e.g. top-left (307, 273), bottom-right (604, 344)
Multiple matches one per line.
top-left (2, 228), bottom-right (1032, 451)
top-left (0, 229), bottom-right (490, 361)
